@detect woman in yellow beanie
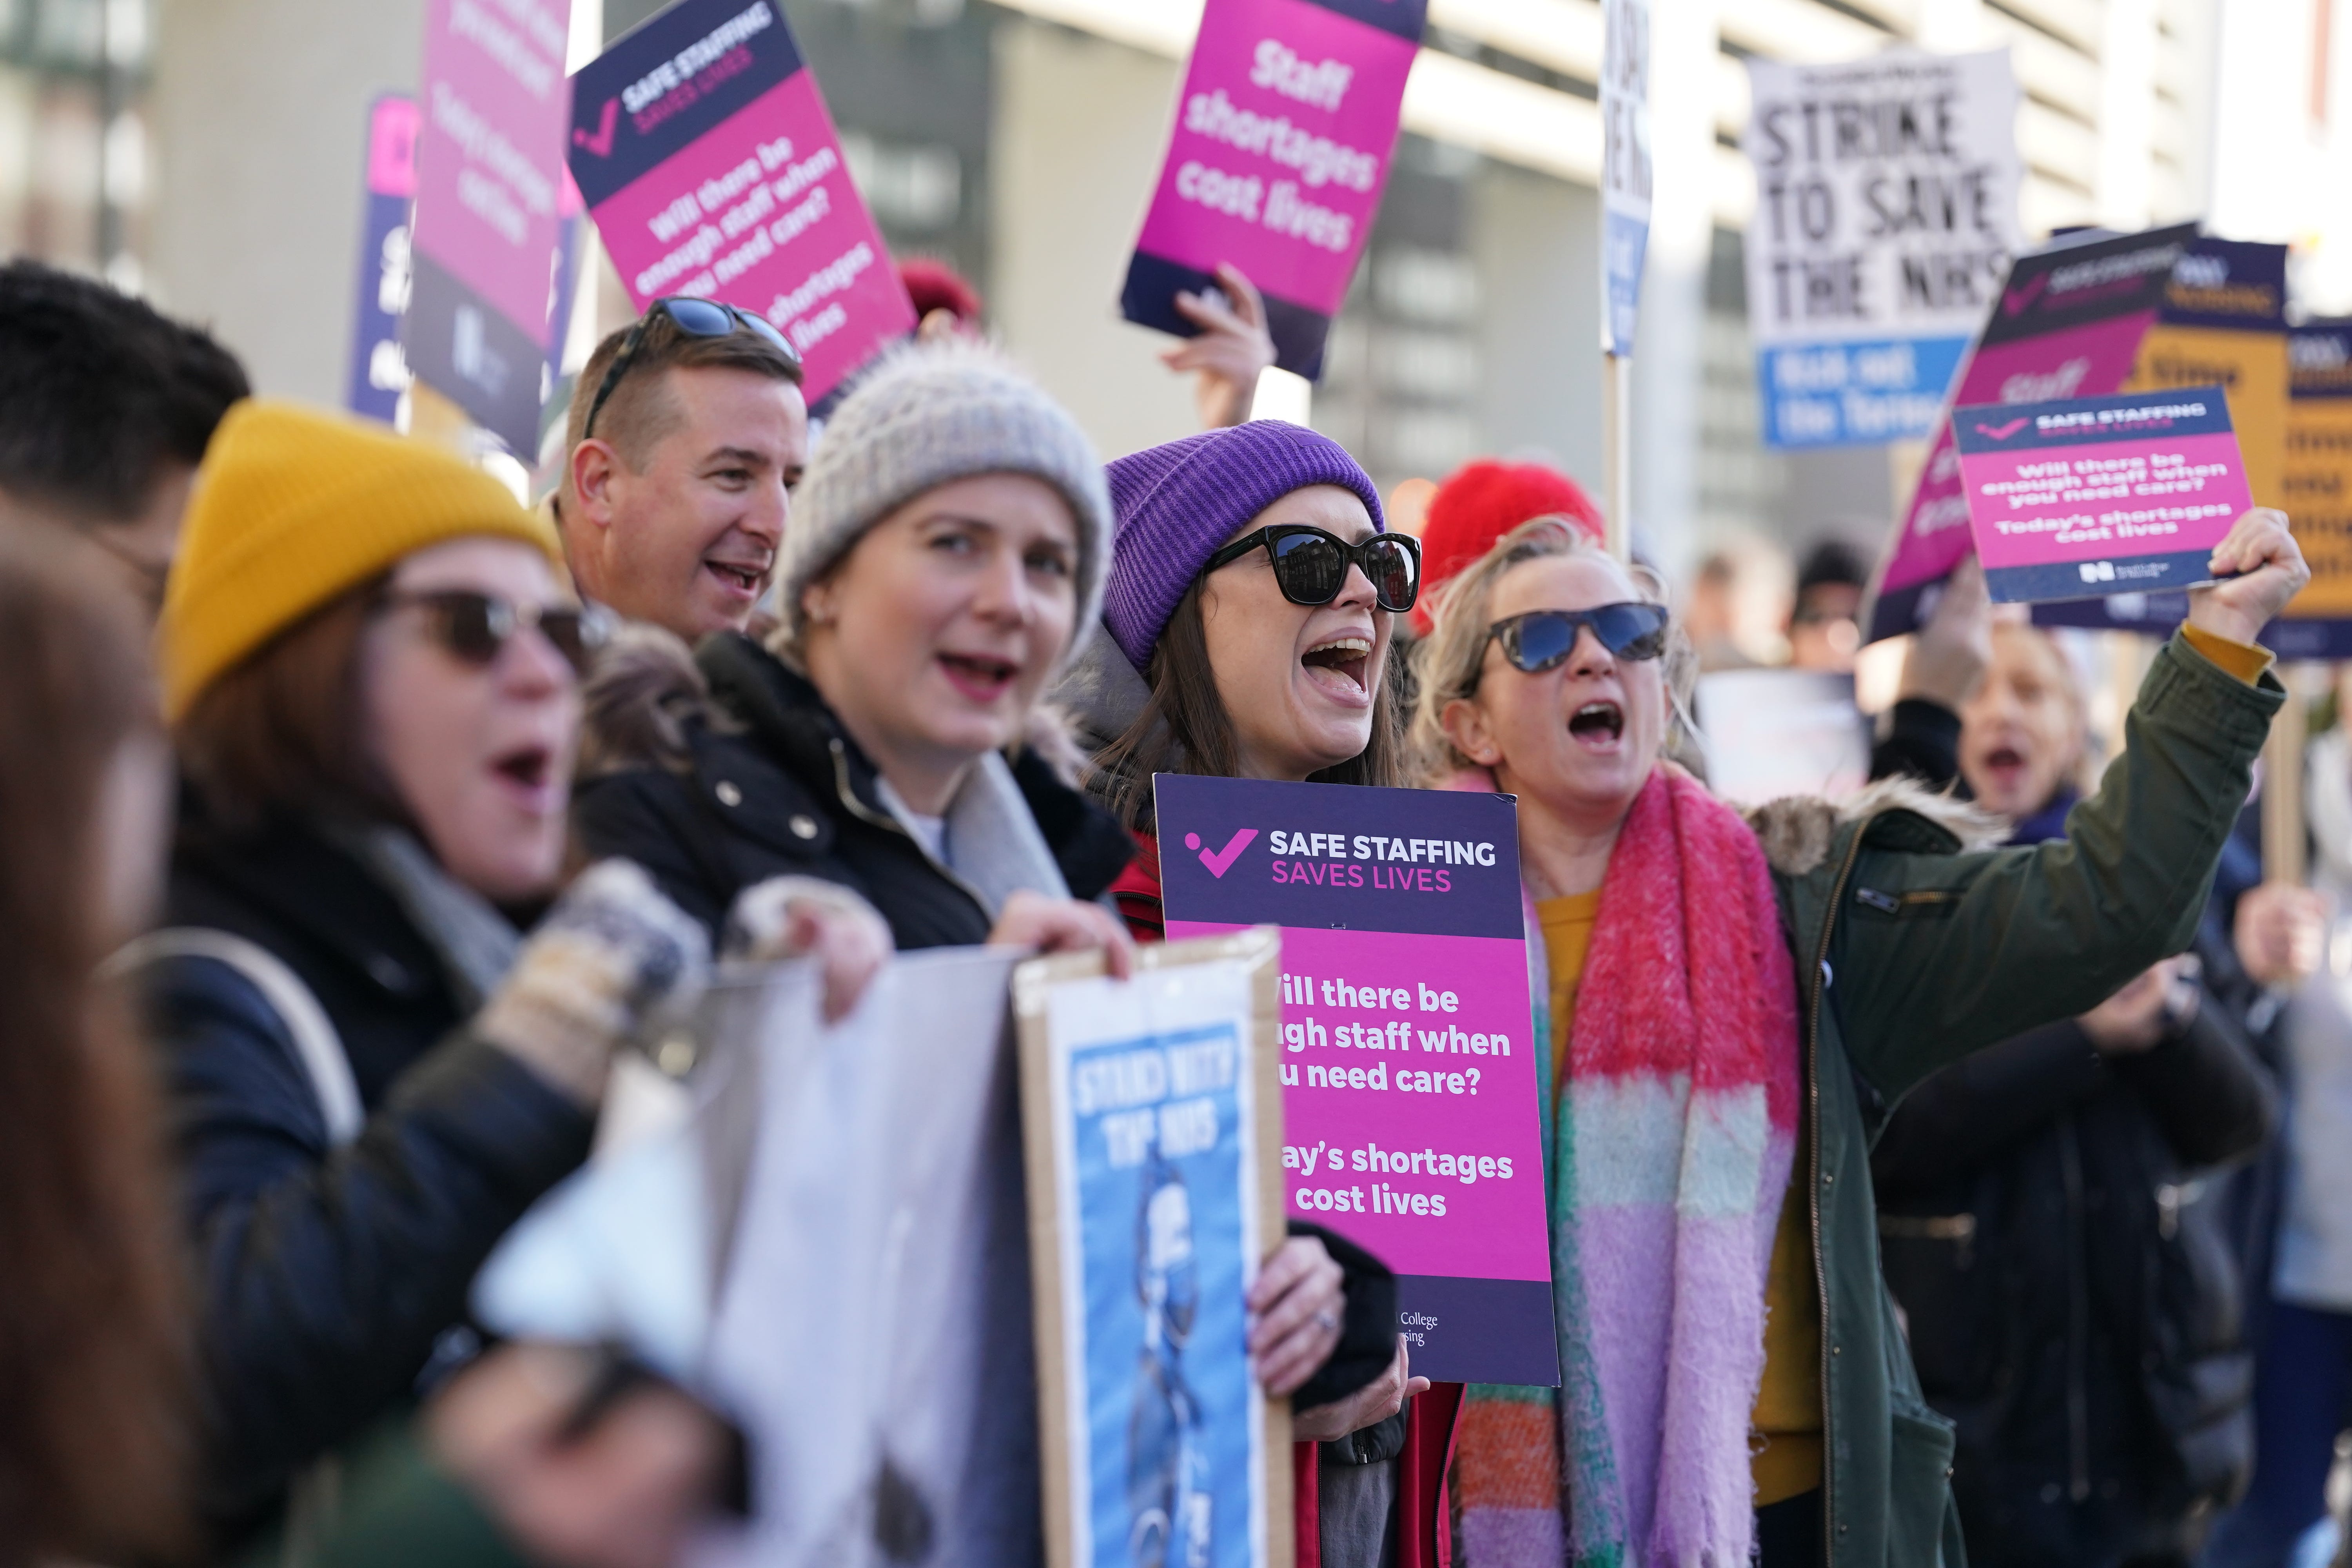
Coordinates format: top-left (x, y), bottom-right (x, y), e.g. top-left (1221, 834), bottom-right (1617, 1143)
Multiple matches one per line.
top-left (129, 401), bottom-right (883, 1549)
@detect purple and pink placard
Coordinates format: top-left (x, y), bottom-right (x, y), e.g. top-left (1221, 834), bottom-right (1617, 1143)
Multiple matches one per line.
top-left (404, 0), bottom-right (575, 450)
top-left (1867, 224), bottom-right (2197, 642)
top-left (1953, 385), bottom-right (2250, 604)
top-left (1122, 0), bottom-right (1426, 380)
top-left (1155, 773), bottom-right (1559, 1388)
top-left (567, 0), bottom-right (914, 410)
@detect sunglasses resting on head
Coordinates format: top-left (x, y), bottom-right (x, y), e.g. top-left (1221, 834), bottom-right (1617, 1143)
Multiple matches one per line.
top-left (580, 297), bottom-right (802, 441)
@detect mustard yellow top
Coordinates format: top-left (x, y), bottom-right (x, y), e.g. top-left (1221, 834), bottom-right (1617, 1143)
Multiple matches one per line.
top-left (1537, 890), bottom-right (1823, 1507)
top-left (2180, 622), bottom-right (2274, 685)
top-left (1535, 891), bottom-right (1602, 1096)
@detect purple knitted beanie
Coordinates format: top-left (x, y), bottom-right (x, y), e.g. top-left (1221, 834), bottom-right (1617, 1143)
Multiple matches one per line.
top-left (1102, 420), bottom-right (1385, 671)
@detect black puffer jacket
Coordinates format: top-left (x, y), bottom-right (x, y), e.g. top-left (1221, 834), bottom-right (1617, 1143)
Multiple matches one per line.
top-left (142, 811), bottom-right (593, 1540)
top-left (1873, 904), bottom-right (2278, 1566)
top-left (571, 630), bottom-right (1135, 946)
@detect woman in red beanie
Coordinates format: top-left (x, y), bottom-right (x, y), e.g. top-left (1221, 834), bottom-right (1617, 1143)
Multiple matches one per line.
top-left (1412, 459), bottom-right (1603, 638)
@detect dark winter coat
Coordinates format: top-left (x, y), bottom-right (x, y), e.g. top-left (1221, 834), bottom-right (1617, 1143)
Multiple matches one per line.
top-left (1873, 798), bottom-right (2280, 1566)
top-left (570, 630), bottom-right (1135, 947)
top-left (1718, 632), bottom-right (2279, 1566)
top-left (141, 811), bottom-right (593, 1540)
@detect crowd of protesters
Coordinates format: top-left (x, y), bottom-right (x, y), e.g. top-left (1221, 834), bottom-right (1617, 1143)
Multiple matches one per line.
top-left (0, 248), bottom-right (2343, 1568)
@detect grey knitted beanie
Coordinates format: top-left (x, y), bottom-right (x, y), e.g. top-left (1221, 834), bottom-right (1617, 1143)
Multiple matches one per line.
top-left (773, 339), bottom-right (1112, 656)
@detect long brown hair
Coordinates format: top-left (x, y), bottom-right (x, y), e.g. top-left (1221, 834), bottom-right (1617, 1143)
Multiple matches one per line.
top-left (1093, 577), bottom-right (1405, 828)
top-left (0, 529), bottom-right (189, 1566)
top-left (173, 575), bottom-right (401, 829)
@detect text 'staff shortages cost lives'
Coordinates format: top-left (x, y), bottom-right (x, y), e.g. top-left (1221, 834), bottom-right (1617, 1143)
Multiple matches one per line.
top-left (1155, 773), bottom-right (1559, 1388)
top-left (1122, 0), bottom-right (1424, 381)
top-left (1739, 49), bottom-right (2023, 450)
top-left (567, 0), bottom-right (914, 407)
top-left (1868, 223), bottom-right (2196, 642)
top-left (405, 0), bottom-right (576, 450)
top-left (1954, 385), bottom-right (2252, 605)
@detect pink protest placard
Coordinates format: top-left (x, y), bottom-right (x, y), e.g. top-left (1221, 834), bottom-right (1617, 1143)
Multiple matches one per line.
top-left (1954, 385), bottom-right (2250, 603)
top-left (567, 0), bottom-right (914, 407)
top-left (1122, 0), bottom-right (1425, 379)
top-left (1867, 225), bottom-right (2195, 640)
top-left (404, 0), bottom-right (575, 448)
top-left (1154, 773), bottom-right (1558, 1388)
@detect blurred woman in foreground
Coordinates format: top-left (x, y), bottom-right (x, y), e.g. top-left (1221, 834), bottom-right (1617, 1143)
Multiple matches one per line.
top-left (0, 526), bottom-right (188, 1568)
top-left (143, 403), bottom-right (877, 1550)
top-left (1412, 512), bottom-right (2304, 1567)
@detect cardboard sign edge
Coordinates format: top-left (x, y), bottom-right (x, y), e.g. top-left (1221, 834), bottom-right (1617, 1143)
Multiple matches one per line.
top-left (1013, 926), bottom-right (1296, 1568)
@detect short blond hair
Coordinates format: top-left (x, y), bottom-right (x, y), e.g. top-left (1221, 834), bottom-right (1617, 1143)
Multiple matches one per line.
top-left (1407, 517), bottom-right (1697, 783)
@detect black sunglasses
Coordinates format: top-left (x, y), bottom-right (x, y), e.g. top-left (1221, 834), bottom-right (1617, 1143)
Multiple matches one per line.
top-left (580, 298), bottom-right (802, 441)
top-left (1201, 524), bottom-right (1421, 613)
top-left (1485, 603), bottom-right (1671, 679)
top-left (383, 590), bottom-right (614, 676)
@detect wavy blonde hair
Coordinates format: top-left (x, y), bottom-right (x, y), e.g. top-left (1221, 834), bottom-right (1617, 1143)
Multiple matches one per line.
top-left (1407, 516), bottom-right (1699, 784)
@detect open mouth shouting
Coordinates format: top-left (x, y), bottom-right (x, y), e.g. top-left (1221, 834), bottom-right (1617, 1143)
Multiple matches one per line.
top-left (937, 649), bottom-right (1021, 705)
top-left (1300, 633), bottom-right (1373, 702)
top-left (1976, 742), bottom-right (2029, 793)
top-left (487, 740), bottom-right (561, 815)
top-left (1568, 699), bottom-right (1625, 750)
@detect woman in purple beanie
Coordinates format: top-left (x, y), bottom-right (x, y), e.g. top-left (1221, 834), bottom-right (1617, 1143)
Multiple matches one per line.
top-left (1054, 419), bottom-right (1448, 1568)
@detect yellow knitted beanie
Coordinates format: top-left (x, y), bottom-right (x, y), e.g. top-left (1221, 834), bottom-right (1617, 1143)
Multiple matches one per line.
top-left (160, 400), bottom-right (562, 722)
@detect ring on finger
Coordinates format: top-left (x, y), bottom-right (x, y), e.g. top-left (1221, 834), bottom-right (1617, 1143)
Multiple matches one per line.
top-left (1314, 1308), bottom-right (1340, 1335)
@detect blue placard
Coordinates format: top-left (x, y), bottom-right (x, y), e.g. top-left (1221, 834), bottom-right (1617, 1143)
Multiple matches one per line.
top-left (1758, 334), bottom-right (1968, 448)
top-left (1068, 1018), bottom-right (1258, 1568)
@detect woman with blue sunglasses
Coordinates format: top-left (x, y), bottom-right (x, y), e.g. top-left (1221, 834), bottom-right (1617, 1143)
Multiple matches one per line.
top-left (1410, 512), bottom-right (2307, 1568)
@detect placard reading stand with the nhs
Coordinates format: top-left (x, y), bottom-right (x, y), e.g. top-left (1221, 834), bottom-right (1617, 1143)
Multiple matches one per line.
top-left (1153, 774), bottom-right (1558, 1388)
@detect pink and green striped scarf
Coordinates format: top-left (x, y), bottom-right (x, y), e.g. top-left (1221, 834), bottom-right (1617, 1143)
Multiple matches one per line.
top-left (1452, 766), bottom-right (1802, 1566)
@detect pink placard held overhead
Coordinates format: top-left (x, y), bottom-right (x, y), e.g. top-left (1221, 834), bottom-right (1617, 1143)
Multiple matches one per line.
top-left (1122, 0), bottom-right (1425, 379)
top-left (1955, 385), bottom-right (2251, 604)
top-left (1154, 773), bottom-right (1559, 1388)
top-left (567, 0), bottom-right (915, 408)
top-left (1866, 224), bottom-right (2195, 641)
top-left (404, 0), bottom-right (575, 448)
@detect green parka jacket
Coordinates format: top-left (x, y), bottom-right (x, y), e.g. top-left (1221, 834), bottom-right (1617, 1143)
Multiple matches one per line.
top-left (1749, 630), bottom-right (2279, 1567)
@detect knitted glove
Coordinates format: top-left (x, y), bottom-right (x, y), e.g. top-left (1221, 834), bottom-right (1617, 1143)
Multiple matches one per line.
top-left (720, 875), bottom-right (892, 1022)
top-left (477, 860), bottom-right (712, 1106)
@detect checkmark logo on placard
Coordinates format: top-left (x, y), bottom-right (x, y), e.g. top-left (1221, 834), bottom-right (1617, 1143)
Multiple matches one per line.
top-left (1184, 829), bottom-right (1258, 878)
top-left (2002, 274), bottom-right (2050, 316)
top-left (1974, 417), bottom-right (2030, 440)
top-left (573, 98), bottom-right (619, 157)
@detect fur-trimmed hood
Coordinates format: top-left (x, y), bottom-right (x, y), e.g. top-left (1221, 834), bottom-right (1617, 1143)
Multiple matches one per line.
top-left (1742, 773), bottom-right (2007, 878)
top-left (1431, 759), bottom-right (2007, 879)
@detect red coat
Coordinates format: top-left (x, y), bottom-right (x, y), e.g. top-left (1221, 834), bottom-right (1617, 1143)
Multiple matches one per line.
top-left (1116, 830), bottom-right (1461, 1568)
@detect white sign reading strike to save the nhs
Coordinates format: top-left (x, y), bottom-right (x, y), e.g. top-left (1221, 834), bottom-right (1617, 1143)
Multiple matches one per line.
top-left (1741, 48), bottom-right (2023, 449)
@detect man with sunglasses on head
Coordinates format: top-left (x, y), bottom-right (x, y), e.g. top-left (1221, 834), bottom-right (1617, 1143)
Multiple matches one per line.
top-left (555, 298), bottom-right (808, 643)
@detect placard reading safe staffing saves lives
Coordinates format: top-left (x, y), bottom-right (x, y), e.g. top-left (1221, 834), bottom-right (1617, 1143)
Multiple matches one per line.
top-left (1155, 774), bottom-right (1559, 1387)
top-left (1955, 383), bottom-right (2253, 604)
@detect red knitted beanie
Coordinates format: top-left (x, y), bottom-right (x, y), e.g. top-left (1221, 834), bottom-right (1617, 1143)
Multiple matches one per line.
top-left (1414, 459), bottom-right (1604, 634)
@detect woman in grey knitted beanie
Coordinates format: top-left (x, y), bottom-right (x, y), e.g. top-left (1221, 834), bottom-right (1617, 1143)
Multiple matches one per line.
top-left (574, 336), bottom-right (1138, 960)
